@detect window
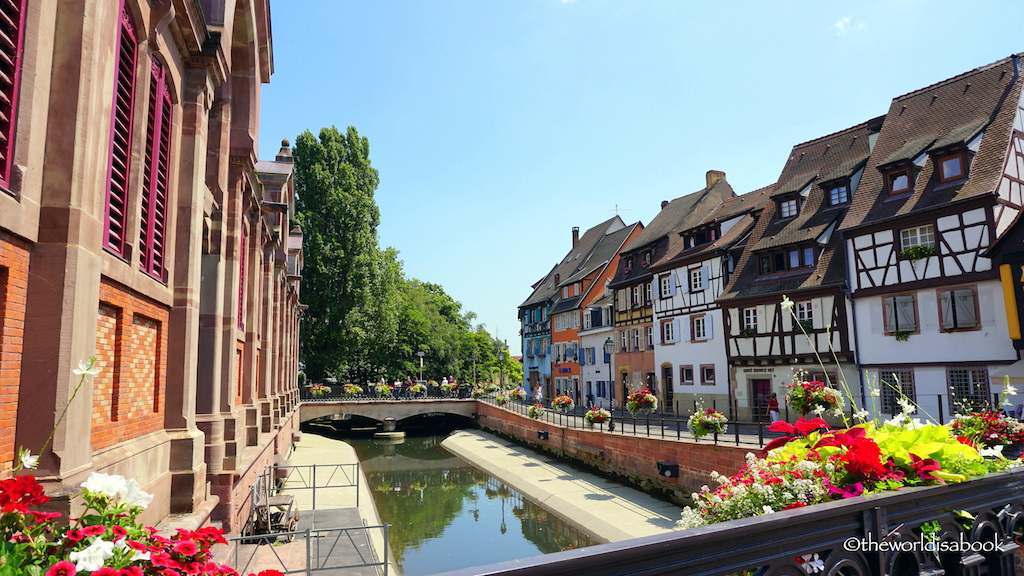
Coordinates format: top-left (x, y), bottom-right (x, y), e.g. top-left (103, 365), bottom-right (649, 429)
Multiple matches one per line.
top-left (616, 289), bottom-right (628, 311)
top-left (139, 58), bottom-right (173, 281)
top-left (642, 251), bottom-right (651, 266)
top-left (624, 257), bottom-right (633, 273)
top-left (632, 329), bottom-right (641, 351)
top-left (884, 294), bottom-right (917, 333)
top-left (701, 365), bottom-right (715, 386)
top-left (689, 268), bottom-right (703, 291)
top-left (796, 301), bottom-right (812, 323)
top-left (104, 5), bottom-right (138, 257)
top-left (631, 286), bottom-right (640, 307)
top-left (900, 225), bottom-right (935, 251)
top-left (779, 198), bottom-right (798, 218)
top-left (829, 185), bottom-right (849, 206)
top-left (662, 320), bottom-right (675, 343)
top-left (660, 275), bottom-right (672, 298)
top-left (742, 308), bottom-right (758, 333)
top-left (680, 365), bottom-right (694, 385)
top-left (644, 282), bottom-right (652, 304)
top-left (887, 169), bottom-right (911, 194)
top-left (645, 326), bottom-right (653, 348)
top-left (880, 369), bottom-right (915, 415)
top-left (0, 0), bottom-right (26, 187)
top-left (939, 288), bottom-right (978, 330)
top-left (758, 245), bottom-right (816, 274)
top-left (692, 316), bottom-right (706, 340)
top-left (620, 331), bottom-right (628, 352)
top-left (947, 367), bottom-right (990, 411)
top-left (936, 152), bottom-right (965, 182)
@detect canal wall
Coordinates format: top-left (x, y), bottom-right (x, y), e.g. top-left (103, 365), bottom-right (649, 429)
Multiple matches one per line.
top-left (474, 403), bottom-right (750, 504)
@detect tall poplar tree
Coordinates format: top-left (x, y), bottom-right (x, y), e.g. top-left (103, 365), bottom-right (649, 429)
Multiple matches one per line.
top-left (294, 126), bottom-right (395, 382)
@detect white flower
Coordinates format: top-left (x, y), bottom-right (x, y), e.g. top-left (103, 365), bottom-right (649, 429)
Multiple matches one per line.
top-left (115, 538), bottom-right (151, 562)
top-left (762, 505), bottom-right (774, 514)
top-left (781, 296), bottom-right (794, 312)
top-left (853, 409), bottom-right (870, 422)
top-left (18, 448), bottom-right (38, 470)
top-left (72, 357), bottom-right (101, 376)
top-left (119, 478), bottom-right (154, 509)
top-left (979, 445), bottom-right (1004, 458)
top-left (81, 472), bottom-right (128, 498)
top-left (812, 405), bottom-right (826, 416)
top-left (69, 537), bottom-right (115, 572)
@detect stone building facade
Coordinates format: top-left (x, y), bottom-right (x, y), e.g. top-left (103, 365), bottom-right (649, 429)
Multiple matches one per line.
top-left (0, 0), bottom-right (302, 532)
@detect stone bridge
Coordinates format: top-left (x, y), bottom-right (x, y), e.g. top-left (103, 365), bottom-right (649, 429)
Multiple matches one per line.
top-left (298, 399), bottom-right (478, 424)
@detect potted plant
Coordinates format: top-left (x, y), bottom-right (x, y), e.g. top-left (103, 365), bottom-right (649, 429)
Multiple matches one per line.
top-left (307, 383), bottom-right (331, 397)
top-left (509, 387), bottom-right (527, 402)
top-left (440, 381), bottom-right (458, 396)
top-left (408, 382), bottom-right (427, 396)
top-left (496, 394), bottom-right (510, 406)
top-left (528, 403), bottom-right (546, 419)
top-left (688, 407), bottom-right (728, 440)
top-left (584, 407), bottom-right (612, 428)
top-left (471, 387), bottom-right (487, 399)
top-left (786, 379), bottom-right (842, 416)
top-left (374, 382), bottom-right (394, 398)
top-left (626, 388), bottom-right (658, 416)
top-left (952, 410), bottom-right (1024, 459)
top-left (342, 383), bottom-right (363, 396)
top-left (552, 394), bottom-right (575, 413)
top-left (900, 244), bottom-right (935, 261)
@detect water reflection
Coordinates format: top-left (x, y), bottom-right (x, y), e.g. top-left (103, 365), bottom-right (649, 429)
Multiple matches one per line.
top-left (346, 434), bottom-right (596, 576)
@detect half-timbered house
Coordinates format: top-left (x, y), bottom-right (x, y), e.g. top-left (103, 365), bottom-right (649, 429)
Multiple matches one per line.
top-left (719, 118), bottom-right (883, 421)
top-left (839, 55), bottom-right (1024, 421)
top-left (608, 171), bottom-right (734, 411)
top-left (649, 187), bottom-right (767, 415)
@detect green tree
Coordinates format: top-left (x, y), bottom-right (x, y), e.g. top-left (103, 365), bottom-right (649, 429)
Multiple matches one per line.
top-left (294, 126), bottom-right (396, 382)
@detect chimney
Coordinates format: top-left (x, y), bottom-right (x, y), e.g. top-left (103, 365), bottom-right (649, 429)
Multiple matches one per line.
top-left (661, 200), bottom-right (669, 210)
top-left (572, 226), bottom-right (580, 247)
top-left (706, 170), bottom-right (726, 189)
top-left (554, 274), bottom-right (560, 284)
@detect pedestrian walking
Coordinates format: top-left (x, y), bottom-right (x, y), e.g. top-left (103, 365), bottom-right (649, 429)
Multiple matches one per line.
top-left (768, 393), bottom-right (780, 423)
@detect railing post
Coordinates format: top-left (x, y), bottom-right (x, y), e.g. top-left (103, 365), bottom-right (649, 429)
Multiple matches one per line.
top-left (356, 462), bottom-right (360, 508)
top-left (938, 394), bottom-right (945, 425)
top-left (305, 528), bottom-right (312, 576)
top-left (383, 523), bottom-right (390, 576)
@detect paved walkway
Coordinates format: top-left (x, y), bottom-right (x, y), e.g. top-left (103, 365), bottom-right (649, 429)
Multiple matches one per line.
top-left (441, 430), bottom-right (682, 543)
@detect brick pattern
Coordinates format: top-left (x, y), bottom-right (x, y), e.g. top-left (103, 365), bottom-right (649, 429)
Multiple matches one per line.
top-left (477, 402), bottom-right (748, 499)
top-left (92, 280), bottom-right (168, 452)
top-left (0, 232), bottom-right (29, 478)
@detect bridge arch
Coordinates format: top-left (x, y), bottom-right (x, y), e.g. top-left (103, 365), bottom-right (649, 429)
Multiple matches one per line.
top-left (298, 399), bottom-right (478, 424)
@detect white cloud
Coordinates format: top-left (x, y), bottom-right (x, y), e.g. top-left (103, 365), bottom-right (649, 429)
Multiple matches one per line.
top-left (833, 16), bottom-right (864, 35)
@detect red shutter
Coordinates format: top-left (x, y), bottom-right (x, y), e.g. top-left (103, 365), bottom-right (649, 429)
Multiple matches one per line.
top-left (139, 58), bottom-right (171, 281)
top-left (0, 0), bottom-right (27, 186)
top-left (104, 4), bottom-right (137, 256)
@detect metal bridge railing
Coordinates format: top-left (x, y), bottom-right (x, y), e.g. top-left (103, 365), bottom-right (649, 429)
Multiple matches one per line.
top-left (231, 523), bottom-right (389, 576)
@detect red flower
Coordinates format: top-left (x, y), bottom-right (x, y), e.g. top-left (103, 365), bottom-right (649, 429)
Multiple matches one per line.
top-left (839, 437), bottom-right (886, 480)
top-left (119, 568), bottom-right (144, 576)
top-left (65, 529), bottom-right (85, 542)
top-left (781, 502), bottom-right (807, 510)
top-left (46, 561), bottom-right (77, 576)
top-left (110, 524), bottom-right (128, 539)
top-left (81, 524), bottom-right (107, 536)
top-left (0, 475), bottom-right (51, 513)
top-left (173, 540), bottom-right (200, 556)
top-left (92, 569), bottom-right (119, 576)
top-left (253, 571), bottom-right (286, 576)
top-left (909, 454), bottom-right (943, 482)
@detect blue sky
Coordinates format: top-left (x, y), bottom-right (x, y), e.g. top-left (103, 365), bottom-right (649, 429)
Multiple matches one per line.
top-left (258, 1), bottom-right (1024, 356)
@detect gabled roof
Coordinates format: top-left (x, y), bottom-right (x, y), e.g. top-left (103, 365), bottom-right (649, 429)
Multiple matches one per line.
top-left (841, 54), bottom-right (1024, 232)
top-left (719, 118), bottom-right (881, 301)
top-left (653, 185), bottom-right (771, 270)
top-left (519, 216), bottom-right (625, 309)
top-left (564, 223), bottom-right (640, 285)
top-left (609, 175), bottom-right (736, 288)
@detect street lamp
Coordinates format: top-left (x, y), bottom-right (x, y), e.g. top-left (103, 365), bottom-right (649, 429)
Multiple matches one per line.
top-left (497, 345), bottom-right (506, 388)
top-left (604, 337), bottom-right (615, 408)
top-left (417, 350), bottom-right (425, 382)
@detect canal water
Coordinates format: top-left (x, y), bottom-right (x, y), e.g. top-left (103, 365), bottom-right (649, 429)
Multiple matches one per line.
top-left (345, 434), bottom-right (596, 576)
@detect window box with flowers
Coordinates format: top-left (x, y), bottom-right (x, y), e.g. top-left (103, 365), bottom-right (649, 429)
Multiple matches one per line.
top-left (509, 387), bottom-right (527, 402)
top-left (528, 403), bottom-right (546, 419)
top-left (739, 328), bottom-right (758, 337)
top-left (899, 244), bottom-right (935, 261)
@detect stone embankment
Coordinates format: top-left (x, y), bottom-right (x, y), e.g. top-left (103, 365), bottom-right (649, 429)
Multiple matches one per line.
top-left (442, 430), bottom-right (682, 543)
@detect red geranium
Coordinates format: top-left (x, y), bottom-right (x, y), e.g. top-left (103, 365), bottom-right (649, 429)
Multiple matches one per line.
top-left (0, 475), bottom-right (50, 513)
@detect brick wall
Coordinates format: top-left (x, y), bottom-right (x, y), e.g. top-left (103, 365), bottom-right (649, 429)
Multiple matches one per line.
top-left (92, 279), bottom-right (168, 452)
top-left (476, 402), bottom-right (749, 503)
top-left (0, 232), bottom-right (29, 478)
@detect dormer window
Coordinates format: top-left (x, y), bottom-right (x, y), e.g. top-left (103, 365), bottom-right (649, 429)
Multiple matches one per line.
top-left (624, 257), bottom-right (633, 273)
top-left (757, 245), bottom-right (817, 275)
top-left (779, 198), bottom-right (798, 218)
top-left (887, 168), bottom-right (911, 194)
top-left (642, 251), bottom-right (651, 267)
top-left (936, 151), bottom-right (966, 182)
top-left (828, 184), bottom-right (849, 206)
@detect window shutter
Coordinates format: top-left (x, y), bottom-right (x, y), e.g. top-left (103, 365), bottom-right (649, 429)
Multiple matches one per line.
top-left (672, 318), bottom-right (681, 342)
top-left (579, 346), bottom-right (585, 365)
top-left (700, 265), bottom-right (709, 289)
top-left (884, 297), bottom-right (896, 332)
top-left (140, 58), bottom-right (172, 281)
top-left (669, 273), bottom-right (678, 296)
top-left (0, 0), bottom-right (26, 186)
top-left (682, 316), bottom-right (692, 341)
top-left (104, 5), bottom-right (137, 256)
top-left (895, 295), bottom-right (916, 331)
top-left (705, 316), bottom-right (714, 339)
top-left (653, 324), bottom-right (661, 345)
top-left (653, 277), bottom-right (661, 299)
top-left (679, 272), bottom-right (689, 294)
top-left (954, 289), bottom-right (978, 328)
top-left (940, 291), bottom-right (954, 330)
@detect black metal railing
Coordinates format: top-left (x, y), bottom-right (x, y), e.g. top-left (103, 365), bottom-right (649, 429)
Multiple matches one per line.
top-left (231, 523), bottom-right (389, 576)
top-left (431, 468), bottom-right (1024, 576)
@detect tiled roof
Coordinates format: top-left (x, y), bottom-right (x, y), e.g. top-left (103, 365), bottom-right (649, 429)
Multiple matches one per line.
top-left (519, 216), bottom-right (625, 308)
top-left (609, 177), bottom-right (735, 288)
top-left (720, 118), bottom-right (881, 301)
top-left (841, 55), bottom-right (1023, 232)
top-left (564, 223), bottom-right (640, 284)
